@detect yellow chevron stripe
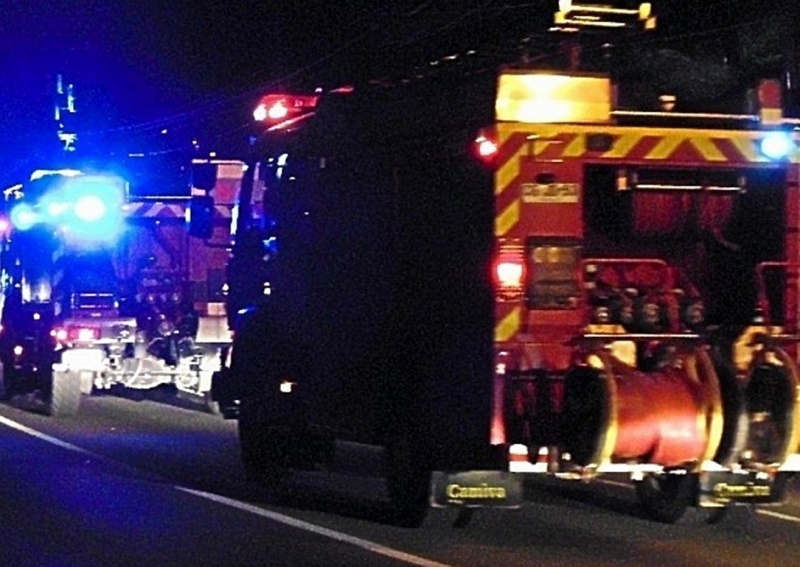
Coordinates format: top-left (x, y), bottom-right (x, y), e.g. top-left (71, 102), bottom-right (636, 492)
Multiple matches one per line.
top-left (495, 201), bottom-right (519, 237)
top-left (496, 154), bottom-right (520, 196)
top-left (690, 137), bottom-right (727, 161)
top-left (494, 124), bottom-right (800, 163)
top-left (562, 133), bottom-right (585, 157)
top-left (494, 128), bottom-right (521, 196)
top-left (495, 307), bottom-right (521, 342)
top-left (730, 137), bottom-right (764, 162)
top-left (603, 132), bottom-right (640, 158)
top-left (646, 135), bottom-right (683, 160)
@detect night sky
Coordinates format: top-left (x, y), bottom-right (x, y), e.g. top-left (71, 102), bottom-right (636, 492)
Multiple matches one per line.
top-left (0, 0), bottom-right (797, 182)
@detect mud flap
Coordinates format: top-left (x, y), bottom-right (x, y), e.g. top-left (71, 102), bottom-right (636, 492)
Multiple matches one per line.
top-left (47, 368), bottom-right (82, 417)
top-left (211, 368), bottom-right (240, 419)
top-left (430, 471), bottom-right (523, 509)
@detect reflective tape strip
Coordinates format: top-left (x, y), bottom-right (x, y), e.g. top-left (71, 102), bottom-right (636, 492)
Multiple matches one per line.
top-left (124, 202), bottom-right (234, 220)
top-left (214, 205), bottom-right (233, 219)
top-left (490, 124), bottom-right (799, 239)
top-left (124, 202), bottom-right (185, 218)
top-left (495, 201), bottom-right (519, 237)
top-left (492, 124), bottom-right (798, 165)
top-left (494, 306), bottom-right (521, 343)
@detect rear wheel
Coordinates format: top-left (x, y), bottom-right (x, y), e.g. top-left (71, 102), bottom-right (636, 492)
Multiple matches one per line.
top-left (384, 388), bottom-right (431, 528)
top-left (635, 471), bottom-right (693, 524)
top-left (704, 506), bottom-right (730, 524)
top-left (0, 360), bottom-right (15, 400)
top-left (238, 400), bottom-right (291, 485)
top-left (385, 430), bottom-right (431, 527)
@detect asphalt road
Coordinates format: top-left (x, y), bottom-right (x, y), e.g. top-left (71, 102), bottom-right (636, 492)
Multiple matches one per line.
top-left (1, 390), bottom-right (800, 567)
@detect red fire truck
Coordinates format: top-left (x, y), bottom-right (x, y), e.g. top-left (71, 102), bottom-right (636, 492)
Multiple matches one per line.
top-left (478, 69), bottom-right (800, 522)
top-left (208, 23), bottom-right (800, 528)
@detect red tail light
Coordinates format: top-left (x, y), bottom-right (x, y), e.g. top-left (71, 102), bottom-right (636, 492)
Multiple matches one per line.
top-left (253, 94), bottom-right (319, 123)
top-left (493, 243), bottom-right (527, 300)
top-left (53, 325), bottom-right (101, 344)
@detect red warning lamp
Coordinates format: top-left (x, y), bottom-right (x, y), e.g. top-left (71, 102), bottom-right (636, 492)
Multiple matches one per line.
top-left (474, 133), bottom-right (499, 164)
top-left (253, 94), bottom-right (319, 124)
top-left (493, 243), bottom-right (527, 300)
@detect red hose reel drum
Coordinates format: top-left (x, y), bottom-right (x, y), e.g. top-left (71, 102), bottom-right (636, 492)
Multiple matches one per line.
top-left (561, 346), bottom-right (725, 469)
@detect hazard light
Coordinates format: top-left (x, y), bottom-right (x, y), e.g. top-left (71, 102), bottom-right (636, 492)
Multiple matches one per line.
top-left (253, 94), bottom-right (319, 123)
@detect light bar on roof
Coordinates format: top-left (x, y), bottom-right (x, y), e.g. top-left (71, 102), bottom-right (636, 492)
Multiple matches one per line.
top-left (253, 94), bottom-right (319, 124)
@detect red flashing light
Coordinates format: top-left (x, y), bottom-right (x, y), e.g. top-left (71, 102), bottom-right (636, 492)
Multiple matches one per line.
top-left (474, 132), bottom-right (499, 165)
top-left (253, 94), bottom-right (319, 124)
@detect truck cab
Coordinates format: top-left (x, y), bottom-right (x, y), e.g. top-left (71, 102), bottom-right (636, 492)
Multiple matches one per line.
top-left (210, 77), bottom-right (507, 524)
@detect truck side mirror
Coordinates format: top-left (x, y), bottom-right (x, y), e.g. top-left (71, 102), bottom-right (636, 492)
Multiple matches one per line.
top-left (188, 195), bottom-right (214, 239)
top-left (192, 163), bottom-right (218, 191)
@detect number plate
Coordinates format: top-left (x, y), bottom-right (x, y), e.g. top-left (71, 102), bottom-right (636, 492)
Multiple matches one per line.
top-left (430, 471), bottom-right (523, 508)
top-left (698, 470), bottom-right (787, 506)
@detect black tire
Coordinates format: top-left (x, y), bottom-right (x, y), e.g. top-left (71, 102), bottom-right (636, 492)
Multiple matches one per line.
top-left (385, 434), bottom-right (431, 528)
top-left (704, 506), bottom-right (730, 525)
top-left (635, 472), bottom-right (693, 524)
top-left (0, 360), bottom-right (15, 401)
top-left (238, 401), bottom-right (291, 485)
top-left (45, 369), bottom-right (82, 417)
top-left (384, 390), bottom-right (432, 528)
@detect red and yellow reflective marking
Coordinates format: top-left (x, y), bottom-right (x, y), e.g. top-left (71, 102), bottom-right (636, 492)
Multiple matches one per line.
top-left (495, 201), bottom-right (519, 237)
top-left (493, 124), bottom-right (799, 230)
top-left (495, 306), bottom-right (522, 343)
top-left (491, 122), bottom-right (800, 342)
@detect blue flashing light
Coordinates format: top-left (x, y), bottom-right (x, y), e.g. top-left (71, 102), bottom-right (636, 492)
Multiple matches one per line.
top-left (46, 201), bottom-right (70, 218)
top-left (20, 173), bottom-right (128, 244)
top-left (759, 131), bottom-right (794, 160)
top-left (58, 175), bottom-right (126, 243)
top-left (10, 203), bottom-right (39, 231)
top-left (74, 194), bottom-right (108, 222)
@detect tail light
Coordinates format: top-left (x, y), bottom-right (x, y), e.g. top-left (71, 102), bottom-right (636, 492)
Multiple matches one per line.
top-left (253, 94), bottom-right (319, 124)
top-left (53, 325), bottom-right (101, 344)
top-left (493, 243), bottom-right (527, 301)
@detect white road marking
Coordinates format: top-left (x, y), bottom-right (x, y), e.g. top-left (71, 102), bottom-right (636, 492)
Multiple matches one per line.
top-left (3, 411), bottom-right (799, 552)
top-left (598, 478), bottom-right (800, 523)
top-left (756, 509), bottom-right (800, 523)
top-left (0, 414), bottom-right (98, 457)
top-left (0, 414), bottom-right (455, 567)
top-left (178, 487), bottom-right (455, 567)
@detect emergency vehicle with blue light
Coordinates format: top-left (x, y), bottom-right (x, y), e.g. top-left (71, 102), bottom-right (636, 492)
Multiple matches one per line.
top-left (0, 159), bottom-right (240, 416)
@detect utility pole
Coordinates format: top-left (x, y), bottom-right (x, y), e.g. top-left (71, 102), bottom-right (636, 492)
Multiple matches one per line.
top-left (54, 73), bottom-right (78, 154)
